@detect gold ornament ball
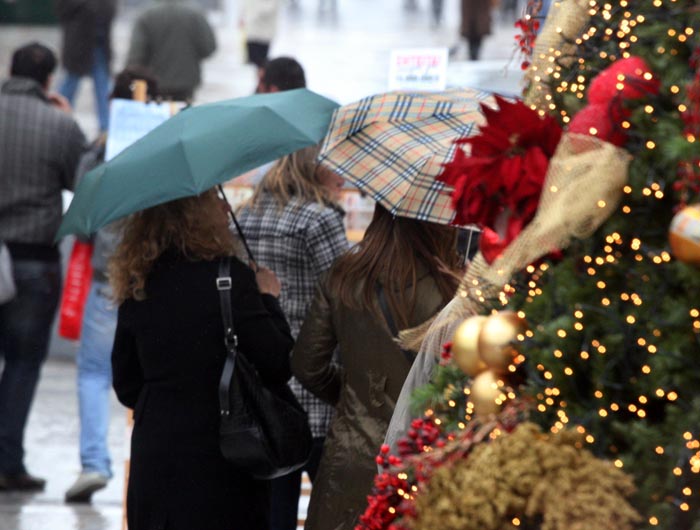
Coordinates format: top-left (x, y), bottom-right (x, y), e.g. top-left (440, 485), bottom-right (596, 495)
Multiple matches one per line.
top-left (469, 370), bottom-right (502, 416)
top-left (451, 316), bottom-right (488, 376)
top-left (478, 311), bottom-right (527, 372)
top-left (669, 204), bottom-right (700, 266)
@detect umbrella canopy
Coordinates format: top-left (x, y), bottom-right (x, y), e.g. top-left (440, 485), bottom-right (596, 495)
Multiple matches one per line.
top-left (57, 88), bottom-right (339, 239)
top-left (318, 88), bottom-right (493, 225)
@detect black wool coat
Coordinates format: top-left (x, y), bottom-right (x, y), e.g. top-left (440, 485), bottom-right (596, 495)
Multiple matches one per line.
top-left (54, 0), bottom-right (116, 74)
top-left (112, 252), bottom-right (294, 530)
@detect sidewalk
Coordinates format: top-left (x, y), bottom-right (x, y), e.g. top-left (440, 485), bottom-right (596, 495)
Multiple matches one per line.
top-left (0, 1), bottom-right (523, 528)
top-left (0, 359), bottom-right (125, 530)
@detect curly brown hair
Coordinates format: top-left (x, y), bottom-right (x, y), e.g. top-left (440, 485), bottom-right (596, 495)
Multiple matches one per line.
top-left (109, 189), bottom-right (239, 303)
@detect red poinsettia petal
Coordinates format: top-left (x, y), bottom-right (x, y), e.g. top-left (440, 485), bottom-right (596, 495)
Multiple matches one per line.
top-left (437, 145), bottom-right (469, 186)
top-left (480, 227), bottom-right (508, 264)
top-left (541, 117), bottom-right (564, 156)
top-left (517, 147), bottom-right (550, 196)
top-left (505, 214), bottom-right (525, 243)
top-left (498, 155), bottom-right (524, 196)
top-left (483, 96), bottom-right (531, 132)
top-left (465, 126), bottom-right (512, 156)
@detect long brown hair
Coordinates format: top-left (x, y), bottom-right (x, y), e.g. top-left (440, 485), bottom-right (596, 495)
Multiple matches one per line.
top-left (247, 144), bottom-right (337, 209)
top-left (330, 204), bottom-right (460, 329)
top-left (109, 189), bottom-right (238, 303)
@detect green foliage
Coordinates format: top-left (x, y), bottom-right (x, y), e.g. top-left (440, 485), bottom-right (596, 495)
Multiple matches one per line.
top-left (413, 1), bottom-right (700, 528)
top-left (514, 1), bottom-right (700, 527)
top-left (411, 362), bottom-right (471, 432)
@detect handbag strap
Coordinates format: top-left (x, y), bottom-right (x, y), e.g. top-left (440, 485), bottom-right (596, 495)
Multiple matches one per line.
top-left (217, 257), bottom-right (238, 416)
top-left (375, 283), bottom-right (416, 365)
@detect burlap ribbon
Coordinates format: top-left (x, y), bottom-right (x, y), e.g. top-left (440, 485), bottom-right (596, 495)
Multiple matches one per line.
top-left (524, 0), bottom-right (591, 110)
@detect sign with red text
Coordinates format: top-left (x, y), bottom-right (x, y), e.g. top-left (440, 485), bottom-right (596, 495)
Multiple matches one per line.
top-left (388, 47), bottom-right (449, 91)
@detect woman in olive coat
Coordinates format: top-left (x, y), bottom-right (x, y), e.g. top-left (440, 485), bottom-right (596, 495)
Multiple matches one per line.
top-left (291, 204), bottom-right (461, 530)
top-left (110, 190), bottom-right (293, 530)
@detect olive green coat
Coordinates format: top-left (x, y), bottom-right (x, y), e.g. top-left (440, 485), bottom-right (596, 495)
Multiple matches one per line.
top-left (291, 270), bottom-right (447, 530)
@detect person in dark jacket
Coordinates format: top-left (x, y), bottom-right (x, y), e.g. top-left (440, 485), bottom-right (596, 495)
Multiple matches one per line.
top-left (460, 0), bottom-right (493, 60)
top-left (54, 0), bottom-right (117, 132)
top-left (255, 56), bottom-right (306, 94)
top-left (0, 42), bottom-right (86, 492)
top-left (110, 189), bottom-right (293, 530)
top-left (291, 203), bottom-right (461, 529)
top-left (125, 0), bottom-right (217, 101)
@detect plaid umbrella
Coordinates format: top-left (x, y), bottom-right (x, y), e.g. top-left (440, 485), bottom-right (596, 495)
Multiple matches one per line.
top-left (318, 88), bottom-right (494, 225)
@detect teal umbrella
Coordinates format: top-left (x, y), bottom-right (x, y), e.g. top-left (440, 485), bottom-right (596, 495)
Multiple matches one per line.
top-left (57, 88), bottom-right (339, 240)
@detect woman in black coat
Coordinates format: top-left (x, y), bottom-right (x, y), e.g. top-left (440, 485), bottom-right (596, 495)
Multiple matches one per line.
top-left (110, 189), bottom-right (293, 530)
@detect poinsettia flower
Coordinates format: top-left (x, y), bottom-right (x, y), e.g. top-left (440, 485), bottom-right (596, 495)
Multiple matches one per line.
top-left (437, 96), bottom-right (563, 262)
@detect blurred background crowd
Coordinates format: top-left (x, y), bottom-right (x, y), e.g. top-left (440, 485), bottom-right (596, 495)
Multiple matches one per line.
top-left (0, 1), bottom-right (527, 529)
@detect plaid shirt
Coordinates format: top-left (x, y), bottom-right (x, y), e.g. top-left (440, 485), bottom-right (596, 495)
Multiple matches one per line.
top-left (238, 192), bottom-right (349, 437)
top-left (0, 78), bottom-right (86, 245)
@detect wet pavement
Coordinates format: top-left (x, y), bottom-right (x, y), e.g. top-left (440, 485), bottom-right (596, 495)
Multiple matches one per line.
top-left (0, 1), bottom-right (523, 528)
top-left (0, 359), bottom-right (125, 530)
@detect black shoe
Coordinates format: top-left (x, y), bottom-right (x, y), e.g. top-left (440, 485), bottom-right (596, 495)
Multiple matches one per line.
top-left (0, 472), bottom-right (46, 492)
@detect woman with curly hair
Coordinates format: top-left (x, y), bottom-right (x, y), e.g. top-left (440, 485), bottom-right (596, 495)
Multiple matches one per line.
top-left (237, 144), bottom-right (348, 530)
top-left (109, 189), bottom-right (293, 530)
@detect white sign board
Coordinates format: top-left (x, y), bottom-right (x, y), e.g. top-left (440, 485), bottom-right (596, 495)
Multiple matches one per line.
top-left (105, 99), bottom-right (173, 161)
top-left (388, 47), bottom-right (449, 91)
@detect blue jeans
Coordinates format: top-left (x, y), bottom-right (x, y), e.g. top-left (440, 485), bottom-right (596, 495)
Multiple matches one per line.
top-left (270, 437), bottom-right (325, 530)
top-left (0, 259), bottom-right (61, 474)
top-left (76, 281), bottom-right (116, 478)
top-left (59, 45), bottom-right (111, 132)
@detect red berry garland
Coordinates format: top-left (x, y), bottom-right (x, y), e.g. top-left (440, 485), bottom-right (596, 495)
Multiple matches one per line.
top-left (514, 0), bottom-right (544, 70)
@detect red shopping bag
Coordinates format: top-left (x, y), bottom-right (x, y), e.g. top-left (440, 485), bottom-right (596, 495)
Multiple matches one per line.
top-left (58, 241), bottom-right (94, 340)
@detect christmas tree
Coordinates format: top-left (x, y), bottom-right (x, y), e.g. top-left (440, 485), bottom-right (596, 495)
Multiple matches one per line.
top-left (356, 1), bottom-right (700, 529)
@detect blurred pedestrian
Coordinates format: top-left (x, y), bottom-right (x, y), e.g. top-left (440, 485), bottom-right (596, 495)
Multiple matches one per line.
top-left (110, 189), bottom-right (293, 530)
top-left (431, 0), bottom-right (444, 27)
top-left (64, 67), bottom-right (159, 504)
top-left (54, 0), bottom-right (117, 133)
top-left (460, 0), bottom-right (493, 60)
top-left (234, 56), bottom-right (307, 186)
top-left (126, 0), bottom-right (217, 101)
top-left (291, 204), bottom-right (461, 529)
top-left (240, 0), bottom-right (280, 70)
top-left (0, 42), bottom-right (86, 491)
top-left (255, 56), bottom-right (306, 94)
top-left (237, 145), bottom-right (349, 530)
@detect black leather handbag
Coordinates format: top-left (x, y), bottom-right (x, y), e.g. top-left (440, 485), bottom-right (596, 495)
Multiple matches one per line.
top-left (216, 257), bottom-right (312, 480)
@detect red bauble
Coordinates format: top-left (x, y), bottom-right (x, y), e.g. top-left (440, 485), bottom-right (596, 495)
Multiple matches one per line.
top-left (568, 103), bottom-right (628, 146)
top-left (587, 56), bottom-right (660, 105)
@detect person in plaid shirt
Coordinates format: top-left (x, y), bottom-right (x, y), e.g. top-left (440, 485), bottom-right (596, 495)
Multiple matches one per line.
top-left (237, 144), bottom-right (348, 530)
